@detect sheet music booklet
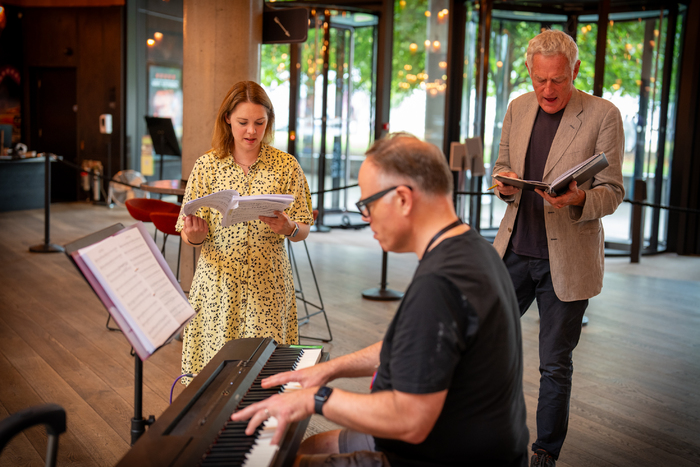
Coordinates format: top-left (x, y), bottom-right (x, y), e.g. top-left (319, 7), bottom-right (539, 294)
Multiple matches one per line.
top-left (494, 152), bottom-right (609, 197)
top-left (70, 222), bottom-right (196, 360)
top-left (183, 190), bottom-right (294, 227)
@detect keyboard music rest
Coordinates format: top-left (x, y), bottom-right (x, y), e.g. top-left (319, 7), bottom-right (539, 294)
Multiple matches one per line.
top-left (115, 338), bottom-right (326, 467)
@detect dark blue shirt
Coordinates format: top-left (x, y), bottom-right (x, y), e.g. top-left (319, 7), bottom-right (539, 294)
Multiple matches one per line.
top-left (510, 106), bottom-right (565, 259)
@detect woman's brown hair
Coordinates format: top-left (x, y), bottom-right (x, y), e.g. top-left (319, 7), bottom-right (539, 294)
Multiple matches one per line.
top-left (211, 81), bottom-right (275, 159)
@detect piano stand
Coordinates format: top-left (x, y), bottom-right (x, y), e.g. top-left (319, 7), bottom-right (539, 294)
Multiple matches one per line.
top-left (131, 354), bottom-right (155, 445)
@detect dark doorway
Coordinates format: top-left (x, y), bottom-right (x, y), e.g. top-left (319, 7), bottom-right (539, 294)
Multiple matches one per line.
top-left (30, 67), bottom-right (78, 202)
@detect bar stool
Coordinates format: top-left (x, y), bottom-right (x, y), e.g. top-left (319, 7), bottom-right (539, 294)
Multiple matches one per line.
top-left (124, 198), bottom-right (181, 246)
top-left (288, 210), bottom-right (333, 342)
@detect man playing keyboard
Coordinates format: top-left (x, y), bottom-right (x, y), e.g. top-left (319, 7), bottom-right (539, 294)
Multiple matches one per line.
top-left (233, 133), bottom-right (529, 467)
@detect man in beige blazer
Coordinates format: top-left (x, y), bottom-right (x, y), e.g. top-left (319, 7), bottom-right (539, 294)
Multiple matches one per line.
top-left (492, 29), bottom-right (624, 467)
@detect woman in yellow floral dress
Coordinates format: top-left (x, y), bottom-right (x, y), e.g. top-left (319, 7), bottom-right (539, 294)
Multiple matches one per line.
top-left (176, 81), bottom-right (313, 380)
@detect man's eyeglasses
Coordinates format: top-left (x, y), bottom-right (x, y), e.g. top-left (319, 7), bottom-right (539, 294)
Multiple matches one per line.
top-left (355, 185), bottom-right (412, 217)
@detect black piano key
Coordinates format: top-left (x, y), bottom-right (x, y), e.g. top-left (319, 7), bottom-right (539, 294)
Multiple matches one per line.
top-left (199, 347), bottom-right (305, 465)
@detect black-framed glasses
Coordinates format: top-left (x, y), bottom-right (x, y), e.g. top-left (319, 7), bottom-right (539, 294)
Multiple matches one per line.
top-left (355, 185), bottom-right (412, 217)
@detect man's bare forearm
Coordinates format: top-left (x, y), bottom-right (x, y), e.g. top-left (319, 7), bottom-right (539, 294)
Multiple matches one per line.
top-left (325, 342), bottom-right (382, 380)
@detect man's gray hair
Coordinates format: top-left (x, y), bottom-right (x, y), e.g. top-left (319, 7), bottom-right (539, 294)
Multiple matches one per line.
top-left (365, 132), bottom-right (453, 196)
top-left (526, 29), bottom-right (579, 72)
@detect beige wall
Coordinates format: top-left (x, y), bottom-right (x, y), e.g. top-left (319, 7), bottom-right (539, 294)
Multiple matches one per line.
top-left (182, 0), bottom-right (262, 179)
top-left (180, 0), bottom-right (262, 290)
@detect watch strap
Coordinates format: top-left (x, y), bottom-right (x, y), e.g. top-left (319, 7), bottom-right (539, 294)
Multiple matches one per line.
top-left (314, 386), bottom-right (333, 415)
top-left (286, 222), bottom-right (299, 238)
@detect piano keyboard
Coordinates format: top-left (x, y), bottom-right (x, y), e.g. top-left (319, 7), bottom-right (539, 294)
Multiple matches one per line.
top-left (201, 347), bottom-right (322, 466)
top-left (115, 338), bottom-right (325, 467)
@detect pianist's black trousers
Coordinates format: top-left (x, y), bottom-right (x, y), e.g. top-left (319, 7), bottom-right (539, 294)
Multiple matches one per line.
top-left (504, 249), bottom-right (588, 460)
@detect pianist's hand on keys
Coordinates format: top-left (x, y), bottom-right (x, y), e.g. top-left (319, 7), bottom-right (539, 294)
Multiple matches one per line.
top-left (231, 356), bottom-right (334, 447)
top-left (262, 358), bottom-right (334, 390)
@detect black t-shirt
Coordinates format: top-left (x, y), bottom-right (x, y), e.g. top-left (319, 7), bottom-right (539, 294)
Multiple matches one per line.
top-left (511, 106), bottom-right (565, 259)
top-left (372, 229), bottom-right (528, 467)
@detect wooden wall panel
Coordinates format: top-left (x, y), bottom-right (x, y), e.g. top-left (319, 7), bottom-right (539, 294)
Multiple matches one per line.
top-left (21, 6), bottom-right (124, 197)
top-left (76, 6), bottom-right (123, 180)
top-left (4, 0), bottom-right (123, 6)
top-left (22, 8), bottom-right (78, 68)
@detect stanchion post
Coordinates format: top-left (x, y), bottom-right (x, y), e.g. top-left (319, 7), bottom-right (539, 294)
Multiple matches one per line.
top-left (29, 153), bottom-right (64, 253)
top-left (630, 178), bottom-right (647, 263)
top-left (361, 251), bottom-right (402, 301)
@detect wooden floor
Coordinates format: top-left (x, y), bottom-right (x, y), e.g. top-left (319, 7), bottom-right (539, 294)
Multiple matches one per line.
top-left (0, 202), bottom-right (699, 466)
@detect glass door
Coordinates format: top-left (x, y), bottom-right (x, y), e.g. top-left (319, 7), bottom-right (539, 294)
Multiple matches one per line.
top-left (263, 8), bottom-right (377, 226)
top-left (584, 8), bottom-right (684, 253)
top-left (460, 2), bottom-right (685, 254)
top-left (464, 9), bottom-right (568, 236)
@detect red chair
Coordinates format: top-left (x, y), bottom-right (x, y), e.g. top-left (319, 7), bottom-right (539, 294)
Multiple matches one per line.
top-left (124, 198), bottom-right (181, 244)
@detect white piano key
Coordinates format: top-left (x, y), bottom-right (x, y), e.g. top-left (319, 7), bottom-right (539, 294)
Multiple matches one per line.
top-left (242, 348), bottom-right (323, 466)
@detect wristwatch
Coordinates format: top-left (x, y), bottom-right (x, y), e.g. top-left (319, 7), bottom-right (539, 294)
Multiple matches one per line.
top-left (314, 386), bottom-right (333, 415)
top-left (286, 222), bottom-right (299, 238)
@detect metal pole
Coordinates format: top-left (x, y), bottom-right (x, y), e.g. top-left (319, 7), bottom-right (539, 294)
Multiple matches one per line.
top-left (362, 251), bottom-right (402, 301)
top-left (593, 0), bottom-right (610, 97)
top-left (650, 5), bottom-right (678, 252)
top-left (130, 354), bottom-right (154, 445)
top-left (313, 11), bottom-right (331, 233)
top-left (631, 179), bottom-right (647, 263)
top-left (29, 153), bottom-right (64, 253)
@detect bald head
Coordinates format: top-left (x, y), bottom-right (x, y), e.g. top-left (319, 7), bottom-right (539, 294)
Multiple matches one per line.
top-left (365, 133), bottom-right (453, 196)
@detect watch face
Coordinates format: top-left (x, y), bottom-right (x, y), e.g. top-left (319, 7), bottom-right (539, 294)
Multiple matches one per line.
top-left (316, 386), bottom-right (332, 400)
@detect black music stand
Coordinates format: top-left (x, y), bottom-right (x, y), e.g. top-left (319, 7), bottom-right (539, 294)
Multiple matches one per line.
top-left (145, 117), bottom-right (181, 181)
top-left (64, 224), bottom-right (155, 445)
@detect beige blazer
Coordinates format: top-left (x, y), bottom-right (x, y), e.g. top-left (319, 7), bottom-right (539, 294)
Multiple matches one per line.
top-left (492, 89), bottom-right (625, 302)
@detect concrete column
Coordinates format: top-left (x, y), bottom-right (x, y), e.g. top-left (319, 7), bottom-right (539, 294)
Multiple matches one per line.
top-left (180, 0), bottom-right (262, 291)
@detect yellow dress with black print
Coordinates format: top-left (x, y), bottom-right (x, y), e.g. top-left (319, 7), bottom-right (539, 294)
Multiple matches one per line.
top-left (176, 143), bottom-right (313, 380)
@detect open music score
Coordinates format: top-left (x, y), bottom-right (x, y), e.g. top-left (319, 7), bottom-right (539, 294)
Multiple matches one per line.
top-left (69, 222), bottom-right (195, 359)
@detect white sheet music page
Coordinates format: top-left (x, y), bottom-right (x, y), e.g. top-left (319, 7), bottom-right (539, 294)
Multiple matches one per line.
top-left (183, 189), bottom-right (240, 217)
top-left (223, 196), bottom-right (294, 226)
top-left (79, 227), bottom-right (194, 353)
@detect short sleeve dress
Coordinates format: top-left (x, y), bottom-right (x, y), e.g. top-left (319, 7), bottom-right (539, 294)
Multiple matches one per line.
top-left (176, 143), bottom-right (313, 378)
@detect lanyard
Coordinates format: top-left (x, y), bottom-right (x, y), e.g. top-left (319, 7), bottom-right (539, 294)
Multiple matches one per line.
top-left (423, 218), bottom-right (463, 257)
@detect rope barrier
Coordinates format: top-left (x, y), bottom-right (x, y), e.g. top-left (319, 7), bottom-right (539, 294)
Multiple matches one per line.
top-left (622, 198), bottom-right (700, 215)
top-left (53, 156), bottom-right (142, 190)
top-left (453, 187), bottom-right (699, 215)
top-left (455, 190), bottom-right (496, 196)
top-left (56, 155), bottom-right (361, 194)
top-left (309, 184), bottom-right (358, 196)
top-left (49, 155), bottom-right (700, 216)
